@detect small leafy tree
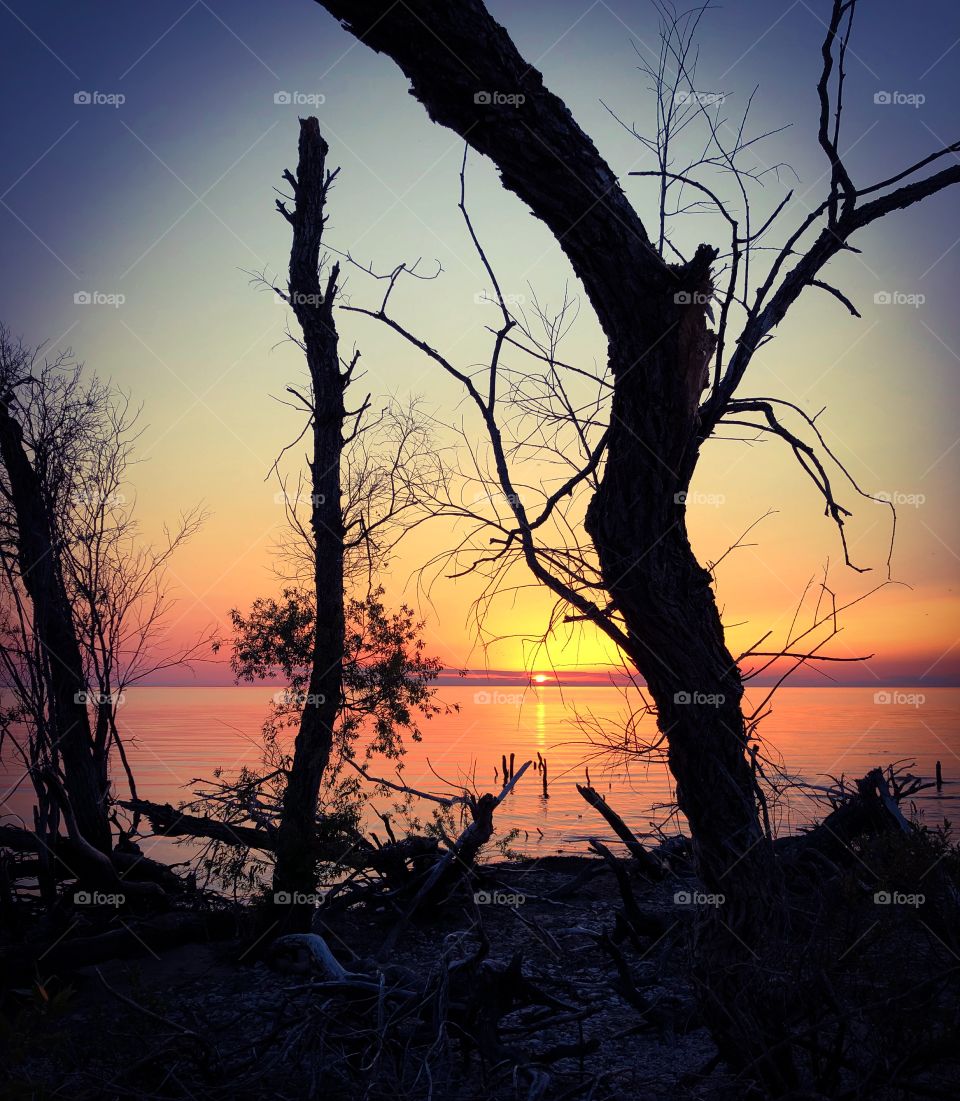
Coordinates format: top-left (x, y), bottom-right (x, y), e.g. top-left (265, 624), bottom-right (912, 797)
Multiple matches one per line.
top-left (231, 585), bottom-right (447, 797)
top-left (185, 588), bottom-right (450, 895)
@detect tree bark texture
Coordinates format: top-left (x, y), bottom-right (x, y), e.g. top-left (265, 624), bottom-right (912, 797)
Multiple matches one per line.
top-left (271, 117), bottom-right (347, 931)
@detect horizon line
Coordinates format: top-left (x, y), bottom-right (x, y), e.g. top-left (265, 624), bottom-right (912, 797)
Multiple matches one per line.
top-left (117, 668), bottom-right (960, 689)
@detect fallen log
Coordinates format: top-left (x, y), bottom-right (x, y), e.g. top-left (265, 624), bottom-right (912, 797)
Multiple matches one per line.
top-left (269, 932), bottom-right (359, 979)
top-left (0, 823), bottom-right (49, 856)
top-left (776, 767), bottom-right (914, 864)
top-left (264, 929), bottom-right (582, 1095)
top-left (116, 799), bottom-right (282, 852)
top-left (117, 798), bottom-right (438, 873)
top-left (110, 847), bottom-right (187, 893)
top-left (0, 823), bottom-right (167, 900)
top-left (576, 784), bottom-right (664, 879)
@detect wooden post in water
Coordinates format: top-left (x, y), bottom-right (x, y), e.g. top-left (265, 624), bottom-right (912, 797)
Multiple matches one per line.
top-left (936, 760), bottom-right (943, 791)
top-left (537, 752), bottom-right (549, 798)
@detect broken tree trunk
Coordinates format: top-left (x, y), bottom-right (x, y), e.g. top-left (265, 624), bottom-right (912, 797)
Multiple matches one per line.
top-left (270, 118), bottom-right (347, 932)
top-left (588, 839), bottom-right (670, 943)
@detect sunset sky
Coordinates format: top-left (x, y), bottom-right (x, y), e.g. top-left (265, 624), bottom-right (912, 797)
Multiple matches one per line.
top-left (1, 0), bottom-right (958, 685)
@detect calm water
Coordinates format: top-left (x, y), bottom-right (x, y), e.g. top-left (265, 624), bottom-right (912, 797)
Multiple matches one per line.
top-left (2, 686), bottom-right (958, 862)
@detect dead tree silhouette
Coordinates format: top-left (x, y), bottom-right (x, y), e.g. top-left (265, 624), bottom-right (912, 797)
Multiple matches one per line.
top-left (307, 0), bottom-right (960, 1083)
top-left (266, 118), bottom-right (350, 930)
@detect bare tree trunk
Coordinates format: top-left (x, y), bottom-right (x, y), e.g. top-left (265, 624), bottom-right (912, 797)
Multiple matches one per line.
top-left (585, 322), bottom-right (795, 1087)
top-left (307, 0), bottom-right (793, 1078)
top-left (585, 275), bottom-right (778, 911)
top-left (310, 2), bottom-right (960, 1085)
top-left (0, 397), bottom-right (111, 853)
top-left (271, 118), bottom-right (346, 931)
top-left (307, 0), bottom-right (772, 886)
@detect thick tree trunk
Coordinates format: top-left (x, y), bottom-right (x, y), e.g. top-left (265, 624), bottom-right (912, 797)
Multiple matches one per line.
top-left (309, 0), bottom-right (779, 915)
top-left (585, 302), bottom-right (793, 1087)
top-left (0, 398), bottom-right (111, 853)
top-left (270, 118), bottom-right (346, 932)
top-left (308, 0), bottom-right (792, 1080)
top-left (585, 310), bottom-right (777, 906)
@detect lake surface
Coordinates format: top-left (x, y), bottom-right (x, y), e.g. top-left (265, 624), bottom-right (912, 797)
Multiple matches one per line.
top-left (2, 686), bottom-right (958, 863)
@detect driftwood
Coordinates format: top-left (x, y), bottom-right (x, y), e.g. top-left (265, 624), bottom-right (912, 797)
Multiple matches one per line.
top-left (270, 932), bottom-right (359, 980)
top-left (776, 768), bottom-right (914, 864)
top-left (0, 823), bottom-right (168, 900)
top-left (589, 839), bottom-right (671, 946)
top-left (258, 926), bottom-right (593, 1097)
top-left (116, 798), bottom-right (439, 874)
top-left (576, 784), bottom-right (664, 879)
top-left (378, 762), bottom-right (532, 957)
top-left (116, 799), bottom-right (280, 851)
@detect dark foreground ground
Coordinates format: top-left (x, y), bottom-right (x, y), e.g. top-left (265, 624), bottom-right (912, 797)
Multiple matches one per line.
top-left (3, 848), bottom-right (959, 1101)
top-left (2, 856), bottom-right (731, 1100)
